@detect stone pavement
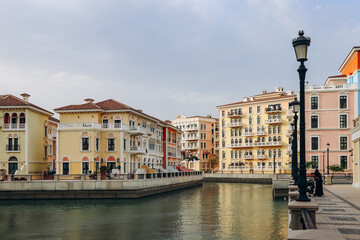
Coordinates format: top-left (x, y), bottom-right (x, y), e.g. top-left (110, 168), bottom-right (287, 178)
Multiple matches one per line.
top-left (314, 184), bottom-right (360, 240)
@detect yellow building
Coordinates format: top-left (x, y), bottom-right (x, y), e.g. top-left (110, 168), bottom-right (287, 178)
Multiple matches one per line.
top-left (55, 98), bottom-right (169, 175)
top-left (0, 93), bottom-right (55, 175)
top-left (216, 87), bottom-right (296, 173)
top-left (351, 117), bottom-right (360, 188)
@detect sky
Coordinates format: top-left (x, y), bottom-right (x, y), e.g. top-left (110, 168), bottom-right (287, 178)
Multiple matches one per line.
top-left (1, 0), bottom-right (360, 120)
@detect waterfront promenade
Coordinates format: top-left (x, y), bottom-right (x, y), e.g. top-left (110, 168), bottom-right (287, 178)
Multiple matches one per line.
top-left (314, 185), bottom-right (360, 240)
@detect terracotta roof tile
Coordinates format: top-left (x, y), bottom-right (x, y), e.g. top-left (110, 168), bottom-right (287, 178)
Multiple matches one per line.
top-left (95, 99), bottom-right (132, 110)
top-left (49, 116), bottom-right (60, 123)
top-left (0, 94), bottom-right (53, 115)
top-left (54, 102), bottom-right (102, 111)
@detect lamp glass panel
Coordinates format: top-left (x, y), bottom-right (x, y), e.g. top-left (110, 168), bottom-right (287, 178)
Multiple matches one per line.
top-left (294, 44), bottom-right (308, 61)
top-left (293, 103), bottom-right (300, 113)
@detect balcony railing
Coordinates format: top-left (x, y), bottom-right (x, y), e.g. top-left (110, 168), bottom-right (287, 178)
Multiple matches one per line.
top-left (305, 83), bottom-right (358, 91)
top-left (265, 107), bottom-right (282, 113)
top-left (59, 122), bottom-right (128, 130)
top-left (6, 145), bottom-right (20, 152)
top-left (253, 141), bottom-right (282, 146)
top-left (243, 132), bottom-right (253, 136)
top-left (182, 126), bottom-right (199, 131)
top-left (128, 146), bottom-right (146, 154)
top-left (184, 145), bottom-right (198, 150)
top-left (255, 131), bottom-right (266, 136)
top-left (2, 123), bottom-right (26, 130)
top-left (129, 126), bottom-right (147, 135)
top-left (244, 155), bottom-right (254, 159)
top-left (227, 122), bottom-right (242, 127)
top-left (265, 119), bottom-right (282, 124)
top-left (183, 135), bottom-right (199, 140)
top-left (228, 112), bottom-right (242, 117)
top-left (228, 143), bottom-right (253, 148)
top-left (255, 155), bottom-right (267, 159)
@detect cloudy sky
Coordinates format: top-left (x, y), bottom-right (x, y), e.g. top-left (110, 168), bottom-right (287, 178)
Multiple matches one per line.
top-left (1, 0), bottom-right (359, 120)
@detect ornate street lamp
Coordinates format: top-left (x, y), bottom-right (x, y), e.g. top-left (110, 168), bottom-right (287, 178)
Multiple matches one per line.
top-left (289, 98), bottom-right (300, 185)
top-left (327, 142), bottom-right (330, 175)
top-left (292, 30), bottom-right (311, 202)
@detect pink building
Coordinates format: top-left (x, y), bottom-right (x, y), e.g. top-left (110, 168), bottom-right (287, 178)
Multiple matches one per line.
top-left (305, 76), bottom-right (358, 174)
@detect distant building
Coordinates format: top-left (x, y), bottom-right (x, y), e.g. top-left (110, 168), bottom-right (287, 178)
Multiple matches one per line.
top-left (171, 115), bottom-right (219, 171)
top-left (0, 93), bottom-right (55, 175)
top-left (216, 87), bottom-right (296, 173)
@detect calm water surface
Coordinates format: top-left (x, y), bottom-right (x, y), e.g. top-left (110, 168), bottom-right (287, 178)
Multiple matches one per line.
top-left (0, 183), bottom-right (288, 240)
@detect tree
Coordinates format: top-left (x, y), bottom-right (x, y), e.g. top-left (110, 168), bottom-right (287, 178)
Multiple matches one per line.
top-left (328, 164), bottom-right (345, 174)
top-left (305, 161), bottom-right (318, 170)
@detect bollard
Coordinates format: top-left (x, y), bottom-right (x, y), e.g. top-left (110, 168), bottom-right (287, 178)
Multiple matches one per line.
top-left (80, 174), bottom-right (85, 181)
top-left (54, 174), bottom-right (59, 181)
top-left (7, 175), bottom-right (12, 182)
top-left (27, 175), bottom-right (32, 182)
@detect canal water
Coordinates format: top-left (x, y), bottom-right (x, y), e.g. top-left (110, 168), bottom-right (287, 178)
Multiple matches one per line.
top-left (0, 183), bottom-right (288, 240)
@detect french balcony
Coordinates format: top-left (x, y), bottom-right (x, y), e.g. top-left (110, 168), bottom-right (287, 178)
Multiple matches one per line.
top-left (265, 107), bottom-right (282, 113)
top-left (2, 123), bottom-right (26, 131)
top-left (129, 126), bottom-right (147, 135)
top-left (253, 141), bottom-right (282, 147)
top-left (255, 131), bottom-right (266, 136)
top-left (128, 146), bottom-right (146, 155)
top-left (227, 122), bottom-right (242, 127)
top-left (255, 155), bottom-right (267, 159)
top-left (243, 132), bottom-right (253, 136)
top-left (264, 119), bottom-right (282, 124)
top-left (228, 143), bottom-right (253, 148)
top-left (227, 111), bottom-right (242, 118)
top-left (6, 145), bottom-right (20, 152)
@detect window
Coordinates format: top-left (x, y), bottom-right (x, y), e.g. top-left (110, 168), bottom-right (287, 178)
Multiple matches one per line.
top-left (82, 162), bottom-right (89, 174)
top-left (222, 151), bottom-right (226, 159)
top-left (249, 117), bottom-right (253, 125)
top-left (44, 126), bottom-right (48, 137)
top-left (123, 139), bottom-right (126, 151)
top-left (257, 116), bottom-right (261, 125)
top-left (63, 162), bottom-right (69, 175)
top-left (249, 107), bottom-right (252, 114)
top-left (82, 137), bottom-right (89, 151)
top-left (311, 137), bottom-right (319, 150)
top-left (311, 96), bottom-right (318, 110)
top-left (44, 146), bottom-right (48, 158)
top-left (257, 106), bottom-right (260, 113)
top-left (339, 96), bottom-right (347, 109)
top-left (222, 120), bottom-right (225, 128)
top-left (340, 156), bottom-right (348, 169)
top-left (340, 115), bottom-right (347, 128)
top-left (340, 136), bottom-right (347, 150)
top-left (108, 138), bottom-right (115, 151)
top-left (222, 110), bottom-right (225, 117)
top-left (96, 138), bottom-right (100, 151)
top-left (310, 156), bottom-right (319, 169)
top-left (222, 130), bottom-right (225, 138)
top-left (311, 116), bottom-right (318, 128)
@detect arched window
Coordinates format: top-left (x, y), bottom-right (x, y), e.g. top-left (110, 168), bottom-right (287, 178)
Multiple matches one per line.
top-left (262, 149), bottom-right (265, 155)
top-left (262, 137), bottom-right (265, 142)
top-left (239, 150), bottom-right (242, 158)
top-left (102, 116), bottom-right (109, 128)
top-left (106, 156), bottom-right (116, 170)
top-left (62, 157), bottom-right (70, 175)
top-left (257, 137), bottom-right (260, 142)
top-left (268, 136), bottom-right (272, 142)
top-left (245, 150), bottom-right (248, 155)
top-left (11, 113), bottom-right (17, 128)
top-left (278, 149), bottom-right (282, 158)
top-left (273, 136), bottom-right (277, 142)
top-left (249, 127), bottom-right (253, 133)
top-left (278, 125), bottom-right (281, 134)
top-left (262, 126), bottom-right (265, 131)
top-left (268, 126), bottom-right (272, 134)
top-left (82, 157), bottom-right (90, 174)
top-left (249, 150), bottom-right (253, 155)
top-left (235, 151), bottom-right (238, 159)
top-left (222, 151), bottom-right (226, 159)
top-left (235, 139), bottom-right (238, 144)
top-left (8, 156), bottom-right (18, 174)
top-left (245, 138), bottom-right (248, 143)
top-left (273, 149), bottom-right (277, 157)
top-left (231, 139), bottom-right (234, 144)
top-left (268, 115), bottom-right (272, 120)
top-left (81, 132), bottom-right (90, 151)
top-left (114, 115), bottom-right (122, 128)
top-left (19, 113), bottom-right (26, 128)
top-left (245, 127), bottom-right (248, 133)
top-left (273, 126), bottom-right (277, 134)
top-left (278, 136), bottom-right (282, 142)
top-left (239, 138), bottom-right (242, 143)
top-left (4, 113), bottom-right (10, 124)
top-left (269, 149), bottom-right (272, 158)
top-left (231, 150), bottom-right (234, 159)
top-left (249, 138), bottom-right (252, 143)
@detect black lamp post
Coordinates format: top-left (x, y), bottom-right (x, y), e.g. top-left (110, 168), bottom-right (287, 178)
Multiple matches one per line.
top-left (292, 30), bottom-right (311, 202)
top-left (290, 98), bottom-right (300, 185)
top-left (322, 152), bottom-right (325, 175)
top-left (327, 142), bottom-right (330, 175)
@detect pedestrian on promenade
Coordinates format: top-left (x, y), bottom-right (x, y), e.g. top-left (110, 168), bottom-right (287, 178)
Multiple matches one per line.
top-left (314, 169), bottom-right (324, 196)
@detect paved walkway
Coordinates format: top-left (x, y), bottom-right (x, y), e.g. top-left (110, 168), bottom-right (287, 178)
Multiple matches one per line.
top-left (314, 184), bottom-right (360, 240)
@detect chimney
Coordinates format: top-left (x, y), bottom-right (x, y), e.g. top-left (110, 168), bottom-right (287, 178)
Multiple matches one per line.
top-left (84, 98), bottom-right (94, 103)
top-left (206, 114), bottom-right (212, 118)
top-left (275, 87), bottom-right (284, 92)
top-left (21, 93), bottom-right (30, 102)
top-left (286, 91), bottom-right (294, 95)
top-left (137, 109), bottom-right (143, 113)
top-left (262, 90), bottom-right (267, 94)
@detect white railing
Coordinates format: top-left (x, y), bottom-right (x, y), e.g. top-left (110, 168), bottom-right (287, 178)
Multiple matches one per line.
top-left (255, 131), bottom-right (266, 135)
top-left (129, 126), bottom-right (147, 135)
top-left (244, 132), bottom-right (253, 136)
top-left (59, 122), bottom-right (128, 130)
top-left (305, 83), bottom-right (358, 91)
top-left (227, 122), bottom-right (242, 127)
top-left (184, 145), bottom-right (197, 150)
top-left (255, 155), bottom-right (267, 159)
top-left (253, 141), bottom-right (282, 146)
top-left (228, 112), bottom-right (242, 117)
top-left (129, 146), bottom-right (146, 154)
top-left (244, 155), bottom-right (254, 159)
top-left (228, 143), bottom-right (253, 148)
top-left (265, 119), bottom-right (282, 124)
top-left (2, 123), bottom-right (26, 130)
top-left (183, 136), bottom-right (199, 140)
top-left (182, 126), bottom-right (199, 131)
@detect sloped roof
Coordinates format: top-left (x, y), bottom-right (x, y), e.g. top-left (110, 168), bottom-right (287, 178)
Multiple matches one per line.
top-left (95, 99), bottom-right (132, 110)
top-left (54, 102), bottom-right (102, 111)
top-left (49, 116), bottom-right (60, 123)
top-left (0, 94), bottom-right (53, 115)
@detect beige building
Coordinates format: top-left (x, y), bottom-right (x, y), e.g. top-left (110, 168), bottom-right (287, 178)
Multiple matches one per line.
top-left (171, 115), bottom-right (219, 171)
top-left (216, 87), bottom-right (296, 173)
top-left (0, 94), bottom-right (55, 175)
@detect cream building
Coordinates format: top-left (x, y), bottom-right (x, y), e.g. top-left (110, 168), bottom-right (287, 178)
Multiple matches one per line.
top-left (171, 115), bottom-right (219, 171)
top-left (55, 98), bottom-right (181, 176)
top-left (216, 87), bottom-right (296, 173)
top-left (0, 94), bottom-right (55, 175)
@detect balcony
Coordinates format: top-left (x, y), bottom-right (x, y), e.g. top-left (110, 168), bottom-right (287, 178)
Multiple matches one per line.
top-left (243, 132), bottom-right (253, 136)
top-left (184, 145), bottom-right (198, 150)
top-left (183, 135), bottom-right (199, 141)
top-left (305, 83), bottom-right (358, 92)
top-left (6, 145), bottom-right (20, 152)
top-left (228, 112), bottom-right (242, 118)
top-left (227, 122), bottom-right (242, 127)
top-left (265, 107), bottom-right (282, 113)
top-left (228, 143), bottom-right (253, 148)
top-left (244, 155), bottom-right (254, 160)
top-left (129, 126), bottom-right (147, 135)
top-left (253, 141), bottom-right (282, 147)
top-left (2, 123), bottom-right (26, 131)
top-left (255, 155), bottom-right (267, 159)
top-left (128, 146), bottom-right (146, 155)
top-left (183, 126), bottom-right (199, 131)
top-left (58, 122), bottom-right (129, 131)
top-left (255, 131), bottom-right (266, 136)
top-left (264, 119), bottom-right (282, 124)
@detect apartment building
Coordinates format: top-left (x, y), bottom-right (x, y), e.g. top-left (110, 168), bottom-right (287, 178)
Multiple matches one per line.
top-left (0, 93), bottom-right (55, 175)
top-left (163, 121), bottom-right (182, 169)
top-left (217, 87), bottom-right (296, 173)
top-left (171, 115), bottom-right (219, 171)
top-left (55, 98), bottom-right (181, 175)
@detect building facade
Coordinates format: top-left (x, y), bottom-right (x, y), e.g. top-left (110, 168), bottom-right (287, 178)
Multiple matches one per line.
top-left (171, 115), bottom-right (219, 171)
top-left (0, 94), bottom-right (55, 175)
top-left (55, 98), bottom-right (181, 176)
top-left (216, 87), bottom-right (296, 173)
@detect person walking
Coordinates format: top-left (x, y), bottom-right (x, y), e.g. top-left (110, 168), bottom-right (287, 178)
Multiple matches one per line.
top-left (314, 169), bottom-right (324, 196)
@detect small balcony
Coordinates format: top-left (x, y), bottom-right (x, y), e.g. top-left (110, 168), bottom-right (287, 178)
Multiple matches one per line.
top-left (243, 132), bottom-right (253, 136)
top-left (184, 145), bottom-right (198, 150)
top-left (58, 122), bottom-right (128, 131)
top-left (227, 122), bottom-right (242, 127)
top-left (255, 131), bottom-right (266, 136)
top-left (228, 143), bottom-right (253, 148)
top-left (183, 126), bottom-right (199, 131)
top-left (265, 107), bottom-right (282, 113)
top-left (228, 112), bottom-right (242, 118)
top-left (128, 146), bottom-right (146, 155)
top-left (2, 123), bottom-right (26, 131)
top-left (255, 155), bottom-right (267, 159)
top-left (253, 141), bottom-right (282, 147)
top-left (265, 119), bottom-right (282, 124)
top-left (129, 126), bottom-right (147, 135)
top-left (6, 145), bottom-right (20, 152)
top-left (244, 155), bottom-right (254, 160)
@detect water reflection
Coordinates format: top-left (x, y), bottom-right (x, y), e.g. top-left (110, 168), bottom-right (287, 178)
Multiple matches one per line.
top-left (0, 183), bottom-right (288, 239)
